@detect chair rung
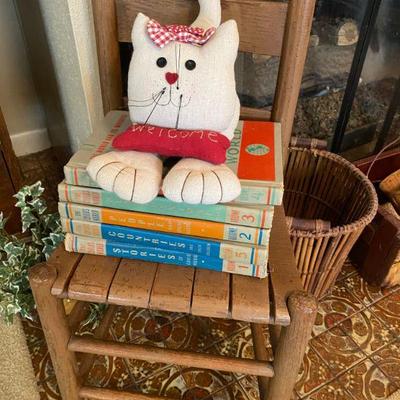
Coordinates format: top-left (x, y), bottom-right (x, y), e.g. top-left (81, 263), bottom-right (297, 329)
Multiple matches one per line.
top-left (69, 335), bottom-right (274, 378)
top-left (79, 386), bottom-right (165, 399)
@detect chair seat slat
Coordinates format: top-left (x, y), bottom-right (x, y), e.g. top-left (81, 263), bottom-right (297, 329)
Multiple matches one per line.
top-left (231, 274), bottom-right (270, 323)
top-left (49, 246), bottom-right (82, 297)
top-left (149, 264), bottom-right (195, 313)
top-left (191, 269), bottom-right (230, 318)
top-left (68, 255), bottom-right (120, 302)
top-left (108, 259), bottom-right (158, 307)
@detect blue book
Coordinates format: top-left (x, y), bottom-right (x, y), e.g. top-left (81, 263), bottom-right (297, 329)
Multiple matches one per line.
top-left (61, 218), bottom-right (269, 265)
top-left (64, 233), bottom-right (268, 278)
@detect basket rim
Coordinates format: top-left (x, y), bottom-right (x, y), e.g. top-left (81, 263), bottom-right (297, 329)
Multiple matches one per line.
top-left (287, 148), bottom-right (379, 239)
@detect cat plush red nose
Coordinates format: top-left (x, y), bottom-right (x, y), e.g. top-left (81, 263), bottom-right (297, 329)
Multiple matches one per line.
top-left (165, 72), bottom-right (179, 85)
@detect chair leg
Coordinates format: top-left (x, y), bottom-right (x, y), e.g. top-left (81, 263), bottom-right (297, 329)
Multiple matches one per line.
top-left (268, 325), bottom-right (281, 353)
top-left (29, 263), bottom-right (81, 400)
top-left (251, 323), bottom-right (270, 399)
top-left (266, 291), bottom-right (317, 400)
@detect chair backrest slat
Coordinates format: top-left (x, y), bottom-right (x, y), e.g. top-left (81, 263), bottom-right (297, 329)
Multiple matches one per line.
top-left (272, 0), bottom-right (316, 162)
top-left (116, 0), bottom-right (288, 56)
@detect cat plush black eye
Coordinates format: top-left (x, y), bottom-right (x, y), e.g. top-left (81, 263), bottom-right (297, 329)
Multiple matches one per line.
top-left (185, 60), bottom-right (196, 71)
top-left (156, 57), bottom-right (167, 68)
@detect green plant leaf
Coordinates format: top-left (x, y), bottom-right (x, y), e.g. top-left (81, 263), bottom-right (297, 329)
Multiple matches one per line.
top-left (0, 212), bottom-right (7, 230)
top-left (82, 304), bottom-right (107, 329)
top-left (1, 180), bottom-right (60, 324)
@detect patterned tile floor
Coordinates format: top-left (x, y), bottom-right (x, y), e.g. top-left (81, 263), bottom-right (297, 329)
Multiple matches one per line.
top-left (22, 260), bottom-right (400, 400)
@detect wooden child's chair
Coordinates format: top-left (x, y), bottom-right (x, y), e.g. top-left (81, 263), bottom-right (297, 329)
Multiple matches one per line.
top-left (29, 1), bottom-right (317, 399)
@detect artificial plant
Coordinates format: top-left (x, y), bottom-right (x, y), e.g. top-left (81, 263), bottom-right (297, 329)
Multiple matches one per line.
top-left (0, 182), bottom-right (64, 324)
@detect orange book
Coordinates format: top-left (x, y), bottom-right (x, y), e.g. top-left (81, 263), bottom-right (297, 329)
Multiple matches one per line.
top-left (58, 202), bottom-right (270, 246)
top-left (226, 120), bottom-right (283, 205)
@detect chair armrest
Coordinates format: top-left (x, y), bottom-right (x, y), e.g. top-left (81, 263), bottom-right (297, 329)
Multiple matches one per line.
top-left (269, 205), bottom-right (306, 325)
top-left (269, 205), bottom-right (303, 292)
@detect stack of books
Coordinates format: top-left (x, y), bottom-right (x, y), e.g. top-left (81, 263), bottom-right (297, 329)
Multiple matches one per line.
top-left (59, 111), bottom-right (283, 278)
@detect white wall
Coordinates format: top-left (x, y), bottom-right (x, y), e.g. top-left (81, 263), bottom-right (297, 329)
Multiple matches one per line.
top-left (38, 0), bottom-right (104, 153)
top-left (0, 0), bottom-right (51, 156)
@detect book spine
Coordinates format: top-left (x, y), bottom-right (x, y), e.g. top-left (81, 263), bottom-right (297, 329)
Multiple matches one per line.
top-left (61, 218), bottom-right (269, 265)
top-left (64, 166), bottom-right (97, 187)
top-left (58, 183), bottom-right (274, 229)
top-left (59, 202), bottom-right (270, 246)
top-left (63, 169), bottom-right (283, 206)
top-left (64, 234), bottom-right (267, 278)
top-left (232, 185), bottom-right (284, 206)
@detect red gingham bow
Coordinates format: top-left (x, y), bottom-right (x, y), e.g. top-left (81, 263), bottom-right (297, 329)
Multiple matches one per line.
top-left (147, 19), bottom-right (216, 48)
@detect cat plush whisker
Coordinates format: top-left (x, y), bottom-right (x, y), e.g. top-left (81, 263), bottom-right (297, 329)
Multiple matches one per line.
top-left (176, 45), bottom-right (182, 90)
top-left (128, 88), bottom-right (166, 107)
top-left (175, 94), bottom-right (183, 129)
top-left (128, 97), bottom-right (154, 104)
top-left (152, 87), bottom-right (171, 106)
top-left (129, 103), bottom-right (150, 109)
top-left (171, 94), bottom-right (191, 108)
top-left (128, 99), bottom-right (154, 107)
top-left (151, 87), bottom-right (168, 102)
top-left (144, 88), bottom-right (166, 125)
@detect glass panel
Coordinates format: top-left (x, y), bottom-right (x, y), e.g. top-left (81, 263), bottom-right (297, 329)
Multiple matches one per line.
top-left (339, 0), bottom-right (400, 160)
top-left (293, 0), bottom-right (369, 143)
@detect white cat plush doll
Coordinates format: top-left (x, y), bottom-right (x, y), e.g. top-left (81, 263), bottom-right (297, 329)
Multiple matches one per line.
top-left (87, 0), bottom-right (241, 204)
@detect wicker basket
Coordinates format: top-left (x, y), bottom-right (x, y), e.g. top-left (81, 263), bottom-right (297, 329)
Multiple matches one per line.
top-left (284, 143), bottom-right (378, 298)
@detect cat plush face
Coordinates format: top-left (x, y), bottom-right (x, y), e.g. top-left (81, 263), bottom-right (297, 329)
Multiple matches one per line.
top-left (128, 13), bottom-right (240, 139)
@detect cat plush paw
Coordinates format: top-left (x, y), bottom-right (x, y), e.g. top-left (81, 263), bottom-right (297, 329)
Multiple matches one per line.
top-left (162, 158), bottom-right (241, 204)
top-left (87, 151), bottom-right (162, 204)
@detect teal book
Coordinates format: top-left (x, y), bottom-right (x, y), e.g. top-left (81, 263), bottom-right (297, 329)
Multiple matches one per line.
top-left (58, 182), bottom-right (274, 229)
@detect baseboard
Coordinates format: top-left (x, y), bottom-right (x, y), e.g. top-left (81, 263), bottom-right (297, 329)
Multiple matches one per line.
top-left (10, 128), bottom-right (51, 157)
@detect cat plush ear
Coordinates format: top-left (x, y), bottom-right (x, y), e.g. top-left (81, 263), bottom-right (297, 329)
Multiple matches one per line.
top-left (131, 12), bottom-right (151, 49)
top-left (204, 20), bottom-right (239, 64)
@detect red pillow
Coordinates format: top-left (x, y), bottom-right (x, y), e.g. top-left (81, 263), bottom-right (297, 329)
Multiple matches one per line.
top-left (112, 124), bottom-right (230, 165)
